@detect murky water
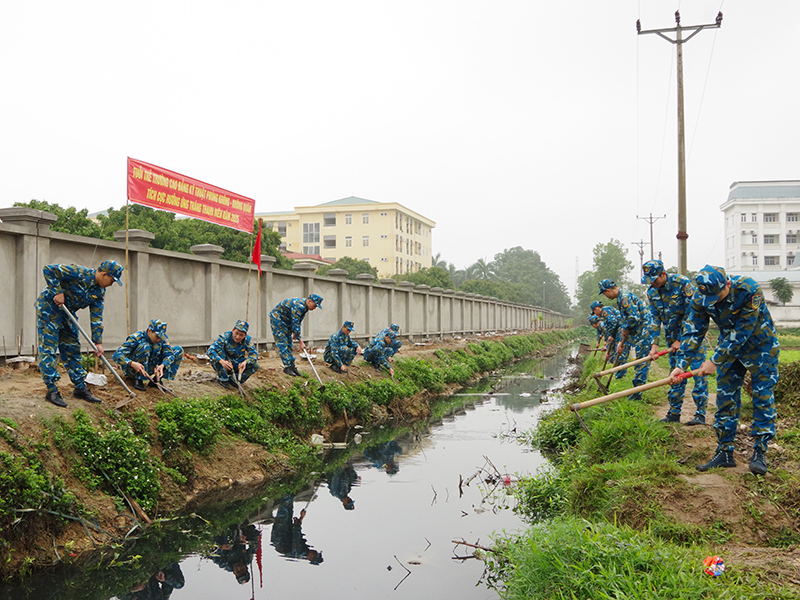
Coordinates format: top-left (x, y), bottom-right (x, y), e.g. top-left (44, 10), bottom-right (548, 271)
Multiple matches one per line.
top-left (3, 347), bottom-right (577, 600)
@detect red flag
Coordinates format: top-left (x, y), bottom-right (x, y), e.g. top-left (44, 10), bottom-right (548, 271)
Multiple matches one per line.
top-left (252, 219), bottom-right (262, 275)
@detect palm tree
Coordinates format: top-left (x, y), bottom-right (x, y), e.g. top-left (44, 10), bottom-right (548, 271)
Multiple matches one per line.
top-left (432, 252), bottom-right (449, 270)
top-left (470, 258), bottom-right (496, 280)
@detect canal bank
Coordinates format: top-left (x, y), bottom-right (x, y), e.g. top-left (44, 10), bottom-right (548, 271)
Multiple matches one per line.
top-left (0, 328), bottom-right (580, 584)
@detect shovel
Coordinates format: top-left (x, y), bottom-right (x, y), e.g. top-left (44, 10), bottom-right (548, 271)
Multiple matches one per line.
top-left (594, 348), bottom-right (671, 395)
top-left (141, 370), bottom-right (178, 397)
top-left (301, 351), bottom-right (325, 392)
top-left (60, 305), bottom-right (135, 398)
top-left (572, 370), bottom-right (694, 412)
top-left (231, 369), bottom-right (247, 398)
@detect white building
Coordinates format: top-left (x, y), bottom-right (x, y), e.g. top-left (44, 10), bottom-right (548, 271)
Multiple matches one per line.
top-left (721, 180), bottom-right (800, 272)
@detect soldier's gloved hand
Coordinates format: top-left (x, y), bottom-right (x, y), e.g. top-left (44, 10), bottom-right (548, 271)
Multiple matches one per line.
top-left (131, 361), bottom-right (146, 375)
top-left (53, 293), bottom-right (66, 306)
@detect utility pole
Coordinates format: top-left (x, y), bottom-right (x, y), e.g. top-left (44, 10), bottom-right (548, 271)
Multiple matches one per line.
top-left (632, 240), bottom-right (650, 276)
top-left (636, 213), bottom-right (666, 260)
top-left (638, 10), bottom-right (722, 275)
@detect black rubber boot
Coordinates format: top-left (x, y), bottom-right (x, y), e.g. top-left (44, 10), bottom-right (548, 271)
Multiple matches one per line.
top-left (132, 379), bottom-right (146, 391)
top-left (660, 413), bottom-right (681, 423)
top-left (217, 378), bottom-right (234, 389)
top-left (685, 415), bottom-right (706, 426)
top-left (284, 366), bottom-right (299, 377)
top-left (330, 365), bottom-right (342, 374)
top-left (45, 389), bottom-right (68, 408)
top-left (696, 450), bottom-right (736, 472)
top-left (73, 387), bottom-right (102, 404)
top-left (749, 448), bottom-right (768, 475)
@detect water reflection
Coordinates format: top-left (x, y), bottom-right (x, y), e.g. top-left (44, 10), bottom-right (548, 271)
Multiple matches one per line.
top-left (119, 563), bottom-right (184, 600)
top-left (327, 464), bottom-right (360, 510)
top-left (270, 496), bottom-right (323, 565)
top-left (209, 522), bottom-right (261, 582)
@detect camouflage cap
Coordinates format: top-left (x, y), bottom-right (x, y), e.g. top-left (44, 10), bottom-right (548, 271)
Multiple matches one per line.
top-left (588, 315), bottom-right (600, 325)
top-left (641, 260), bottom-right (665, 285)
top-left (99, 260), bottom-right (124, 285)
top-left (695, 265), bottom-right (729, 307)
top-left (343, 320), bottom-right (355, 331)
top-left (390, 323), bottom-right (399, 332)
top-left (590, 300), bottom-right (603, 312)
top-left (234, 319), bottom-right (249, 333)
top-left (308, 293), bottom-right (323, 308)
top-left (148, 318), bottom-right (168, 340)
top-left (598, 279), bottom-right (616, 295)
top-left (385, 330), bottom-right (397, 340)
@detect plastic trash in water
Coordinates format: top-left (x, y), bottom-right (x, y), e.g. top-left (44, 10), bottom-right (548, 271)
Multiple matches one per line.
top-left (703, 555), bottom-right (725, 577)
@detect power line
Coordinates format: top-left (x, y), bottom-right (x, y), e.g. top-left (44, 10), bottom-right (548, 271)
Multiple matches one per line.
top-left (636, 213), bottom-right (667, 260)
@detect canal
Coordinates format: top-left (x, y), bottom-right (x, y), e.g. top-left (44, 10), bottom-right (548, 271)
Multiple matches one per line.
top-left (4, 346), bottom-right (578, 600)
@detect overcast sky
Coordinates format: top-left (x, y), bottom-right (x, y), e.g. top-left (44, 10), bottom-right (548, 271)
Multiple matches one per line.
top-left (2, 1), bottom-right (797, 297)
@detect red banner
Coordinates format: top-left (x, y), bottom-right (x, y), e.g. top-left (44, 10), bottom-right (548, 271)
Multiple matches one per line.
top-left (127, 157), bottom-right (255, 233)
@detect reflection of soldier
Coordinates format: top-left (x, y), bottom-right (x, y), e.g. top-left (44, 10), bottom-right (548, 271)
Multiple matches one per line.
top-left (121, 562), bottom-right (184, 600)
top-left (209, 522), bottom-right (261, 584)
top-left (112, 319), bottom-right (183, 391)
top-left (327, 464), bottom-right (360, 510)
top-left (270, 496), bottom-right (323, 565)
top-left (363, 440), bottom-right (402, 475)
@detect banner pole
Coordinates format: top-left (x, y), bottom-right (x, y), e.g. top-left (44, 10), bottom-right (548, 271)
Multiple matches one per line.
top-left (125, 199), bottom-right (131, 336)
top-left (256, 266), bottom-right (261, 354)
top-left (245, 226), bottom-right (255, 322)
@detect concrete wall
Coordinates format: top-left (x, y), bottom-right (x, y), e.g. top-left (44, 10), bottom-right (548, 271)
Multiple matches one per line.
top-left (0, 208), bottom-right (567, 358)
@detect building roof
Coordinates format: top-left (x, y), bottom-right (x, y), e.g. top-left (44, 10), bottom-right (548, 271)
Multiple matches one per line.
top-left (316, 196), bottom-right (379, 206)
top-left (726, 181), bottom-right (800, 202)
top-left (280, 251), bottom-right (334, 264)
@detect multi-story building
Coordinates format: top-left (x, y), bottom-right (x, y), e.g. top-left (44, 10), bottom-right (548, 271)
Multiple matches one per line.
top-left (258, 196), bottom-right (435, 277)
top-left (721, 180), bottom-right (800, 272)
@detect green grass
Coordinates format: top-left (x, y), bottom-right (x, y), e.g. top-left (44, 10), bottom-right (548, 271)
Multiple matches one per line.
top-left (485, 518), bottom-right (797, 600)
top-left (779, 349), bottom-right (800, 363)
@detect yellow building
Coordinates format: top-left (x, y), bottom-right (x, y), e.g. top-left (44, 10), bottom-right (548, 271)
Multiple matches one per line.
top-left (258, 197), bottom-right (435, 277)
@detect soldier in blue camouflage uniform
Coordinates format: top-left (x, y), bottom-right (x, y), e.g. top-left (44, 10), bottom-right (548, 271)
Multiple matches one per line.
top-left (588, 314), bottom-right (603, 345)
top-left (323, 320), bottom-right (362, 373)
top-left (362, 331), bottom-right (396, 376)
top-left (372, 323), bottom-right (402, 358)
top-left (269, 294), bottom-right (323, 377)
top-left (590, 300), bottom-right (631, 378)
top-left (112, 319), bottom-right (183, 391)
top-left (208, 319), bottom-right (260, 389)
top-left (642, 260), bottom-right (708, 426)
top-left (670, 265), bottom-right (779, 475)
top-left (36, 260), bottom-right (123, 407)
top-left (599, 279), bottom-right (655, 399)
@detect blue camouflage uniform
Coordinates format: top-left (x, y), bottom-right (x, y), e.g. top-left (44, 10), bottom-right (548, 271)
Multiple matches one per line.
top-left (363, 332), bottom-right (395, 372)
top-left (372, 323), bottom-right (402, 357)
top-left (592, 302), bottom-right (631, 378)
top-left (643, 261), bottom-right (708, 420)
top-left (324, 321), bottom-right (360, 369)
top-left (112, 319), bottom-right (183, 384)
top-left (599, 279), bottom-right (654, 399)
top-left (269, 294), bottom-right (323, 368)
top-left (36, 262), bottom-right (121, 393)
top-left (677, 267), bottom-right (779, 454)
top-left (208, 320), bottom-right (260, 384)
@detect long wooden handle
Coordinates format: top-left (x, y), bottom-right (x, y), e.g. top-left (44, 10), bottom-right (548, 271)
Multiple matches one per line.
top-left (572, 371), bottom-right (693, 411)
top-left (594, 349), bottom-right (670, 378)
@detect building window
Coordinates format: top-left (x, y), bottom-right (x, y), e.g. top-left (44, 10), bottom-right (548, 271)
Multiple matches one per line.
top-left (788, 213), bottom-right (799, 222)
top-left (741, 213), bottom-right (747, 222)
top-left (764, 234), bottom-right (777, 244)
top-left (363, 257), bottom-right (370, 263)
top-left (264, 221), bottom-right (273, 229)
top-left (764, 213), bottom-right (778, 223)
top-left (787, 234), bottom-right (797, 244)
top-left (381, 257), bottom-right (388, 262)
top-left (362, 213), bottom-right (369, 224)
top-left (323, 213), bottom-right (336, 226)
top-left (345, 213), bottom-right (352, 225)
top-left (363, 236), bottom-right (370, 247)
top-left (303, 245), bottom-right (320, 255)
top-left (323, 235), bottom-right (336, 249)
top-left (752, 256), bottom-right (759, 266)
top-left (279, 242), bottom-right (287, 251)
top-left (380, 212), bottom-right (387, 216)
top-left (278, 222), bottom-right (287, 237)
top-left (329, 256), bottom-right (335, 262)
top-left (751, 234), bottom-right (758, 244)
top-left (345, 236), bottom-right (352, 248)
top-left (381, 234), bottom-right (388, 239)
top-left (303, 223), bottom-right (320, 244)
top-left (751, 213), bottom-right (757, 222)
top-left (765, 256), bottom-right (779, 266)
